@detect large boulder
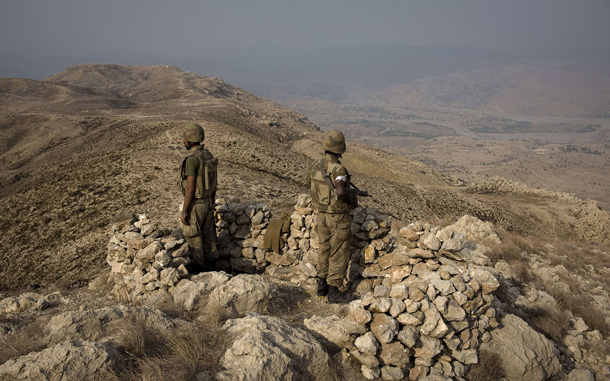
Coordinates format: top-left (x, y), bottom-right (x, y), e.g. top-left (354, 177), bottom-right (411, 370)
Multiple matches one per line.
top-left (217, 315), bottom-right (329, 380)
top-left (0, 293), bottom-right (48, 313)
top-left (0, 340), bottom-right (122, 380)
top-left (480, 313), bottom-right (561, 381)
top-left (304, 315), bottom-right (367, 352)
top-left (445, 215), bottom-right (501, 245)
top-left (43, 305), bottom-right (181, 345)
top-left (206, 274), bottom-right (278, 318)
top-left (568, 369), bottom-right (595, 381)
top-left (170, 271), bottom-right (231, 310)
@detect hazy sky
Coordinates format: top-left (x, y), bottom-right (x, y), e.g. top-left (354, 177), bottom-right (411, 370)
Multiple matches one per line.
top-left (2, 0), bottom-right (610, 59)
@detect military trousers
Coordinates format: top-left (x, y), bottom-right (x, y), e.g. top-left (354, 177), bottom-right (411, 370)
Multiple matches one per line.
top-left (316, 211), bottom-right (351, 290)
top-left (180, 197), bottom-right (217, 266)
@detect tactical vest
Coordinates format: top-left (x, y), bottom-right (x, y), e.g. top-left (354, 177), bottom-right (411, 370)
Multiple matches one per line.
top-left (309, 157), bottom-right (350, 214)
top-left (177, 146), bottom-right (218, 199)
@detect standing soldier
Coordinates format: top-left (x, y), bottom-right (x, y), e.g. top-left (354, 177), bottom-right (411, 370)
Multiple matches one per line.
top-left (177, 123), bottom-right (218, 271)
top-left (306, 130), bottom-right (357, 304)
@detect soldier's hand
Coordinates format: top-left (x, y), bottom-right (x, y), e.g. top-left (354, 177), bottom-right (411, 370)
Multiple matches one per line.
top-left (180, 212), bottom-right (190, 225)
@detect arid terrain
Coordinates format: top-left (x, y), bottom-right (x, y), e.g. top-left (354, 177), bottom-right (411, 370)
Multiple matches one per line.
top-left (1, 64), bottom-right (610, 380)
top-left (1, 63), bottom-right (608, 290)
top-left (279, 98), bottom-right (610, 211)
top-left (220, 53), bottom-right (610, 212)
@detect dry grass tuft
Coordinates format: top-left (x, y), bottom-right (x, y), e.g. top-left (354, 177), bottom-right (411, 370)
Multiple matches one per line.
top-left (110, 316), bottom-right (228, 381)
top-left (129, 359), bottom-right (169, 381)
top-left (487, 241), bottom-right (522, 264)
top-left (151, 299), bottom-right (191, 321)
top-left (0, 319), bottom-right (47, 365)
top-left (113, 318), bottom-right (168, 359)
top-left (494, 227), bottom-right (548, 256)
top-left (516, 306), bottom-right (570, 342)
top-left (491, 228), bottom-right (610, 338)
top-left (587, 339), bottom-right (610, 356)
top-left (318, 352), bottom-right (367, 381)
top-left (509, 260), bottom-right (530, 284)
top-left (167, 322), bottom-right (228, 376)
top-left (488, 229), bottom-right (532, 283)
top-left (466, 349), bottom-right (506, 381)
top-left (553, 291), bottom-right (610, 337)
top-left (428, 214), bottom-right (455, 228)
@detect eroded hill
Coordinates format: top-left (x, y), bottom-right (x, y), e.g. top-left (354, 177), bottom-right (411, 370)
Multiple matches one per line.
top-left (0, 64), bottom-right (608, 289)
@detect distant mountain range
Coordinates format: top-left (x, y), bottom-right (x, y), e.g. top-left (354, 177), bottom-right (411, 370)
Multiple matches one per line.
top-left (372, 61), bottom-right (610, 116)
top-left (2, 44), bottom-right (610, 116)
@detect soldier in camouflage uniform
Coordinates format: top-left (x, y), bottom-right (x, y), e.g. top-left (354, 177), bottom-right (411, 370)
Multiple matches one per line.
top-left (177, 123), bottom-right (218, 271)
top-left (306, 130), bottom-right (357, 304)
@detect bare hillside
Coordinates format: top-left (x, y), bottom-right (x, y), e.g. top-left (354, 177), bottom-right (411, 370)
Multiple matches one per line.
top-left (372, 62), bottom-right (610, 116)
top-left (0, 64), bottom-right (608, 289)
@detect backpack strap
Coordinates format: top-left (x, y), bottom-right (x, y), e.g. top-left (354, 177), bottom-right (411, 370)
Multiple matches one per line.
top-left (319, 159), bottom-right (338, 201)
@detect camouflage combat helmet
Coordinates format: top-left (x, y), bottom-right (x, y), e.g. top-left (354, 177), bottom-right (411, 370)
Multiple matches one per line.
top-left (323, 130), bottom-right (346, 154)
top-left (181, 123), bottom-right (205, 143)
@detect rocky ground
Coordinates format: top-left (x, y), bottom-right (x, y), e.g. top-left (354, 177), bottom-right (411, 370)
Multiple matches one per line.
top-left (1, 64), bottom-right (610, 380)
top-left (1, 202), bottom-right (609, 380)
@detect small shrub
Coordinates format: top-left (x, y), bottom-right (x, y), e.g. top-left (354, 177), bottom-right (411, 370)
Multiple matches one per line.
top-left (508, 260), bottom-right (530, 283)
top-left (516, 306), bottom-right (570, 342)
top-left (113, 318), bottom-right (168, 359)
top-left (111, 318), bottom-right (228, 381)
top-left (466, 350), bottom-right (506, 381)
top-left (487, 230), bottom-right (531, 283)
top-left (554, 292), bottom-right (610, 337)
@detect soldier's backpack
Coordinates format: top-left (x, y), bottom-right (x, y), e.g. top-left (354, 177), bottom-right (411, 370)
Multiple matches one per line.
top-left (178, 151), bottom-right (218, 199)
top-left (309, 159), bottom-right (335, 207)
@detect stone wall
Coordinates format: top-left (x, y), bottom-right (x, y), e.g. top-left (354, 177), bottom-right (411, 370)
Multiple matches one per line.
top-left (107, 214), bottom-right (189, 301)
top-left (105, 195), bottom-right (511, 379)
top-left (106, 199), bottom-right (273, 302)
top-left (105, 195), bottom-right (500, 301)
top-left (214, 199), bottom-right (272, 273)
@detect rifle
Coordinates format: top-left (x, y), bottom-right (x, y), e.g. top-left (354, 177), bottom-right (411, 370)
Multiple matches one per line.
top-left (345, 182), bottom-right (371, 208)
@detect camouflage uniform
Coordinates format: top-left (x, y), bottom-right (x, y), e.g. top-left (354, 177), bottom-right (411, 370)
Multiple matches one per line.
top-left (178, 124), bottom-right (218, 267)
top-left (306, 134), bottom-right (352, 291)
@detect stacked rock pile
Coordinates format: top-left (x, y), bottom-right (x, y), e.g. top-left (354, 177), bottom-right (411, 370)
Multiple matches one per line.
top-left (291, 194), bottom-right (393, 284)
top-left (349, 262), bottom-right (499, 379)
top-left (105, 196), bottom-right (508, 379)
top-left (107, 214), bottom-right (191, 301)
top-left (106, 199), bottom-right (273, 301)
top-left (214, 198), bottom-right (272, 273)
top-left (335, 221), bottom-right (501, 380)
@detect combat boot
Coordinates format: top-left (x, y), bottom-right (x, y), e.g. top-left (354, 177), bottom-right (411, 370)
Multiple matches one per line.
top-left (317, 277), bottom-right (329, 297)
top-left (327, 285), bottom-right (357, 304)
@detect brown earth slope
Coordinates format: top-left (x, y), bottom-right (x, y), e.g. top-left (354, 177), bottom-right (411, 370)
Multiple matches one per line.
top-left (0, 64), bottom-right (608, 289)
